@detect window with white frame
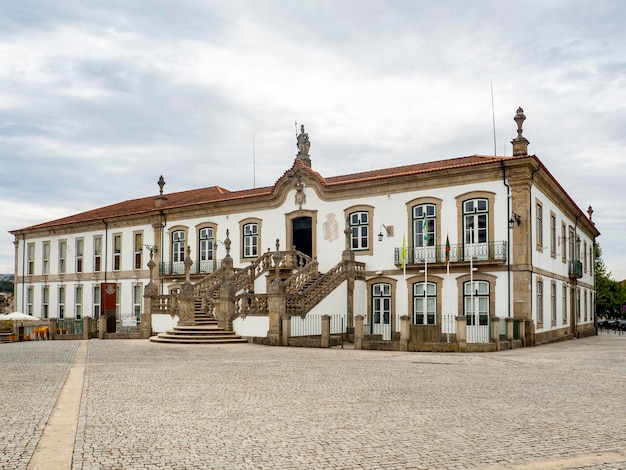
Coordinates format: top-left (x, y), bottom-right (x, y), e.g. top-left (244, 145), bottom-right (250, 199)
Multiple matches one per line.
top-left (58, 286), bottom-right (65, 319)
top-left (561, 224), bottom-right (566, 262)
top-left (113, 235), bottom-right (122, 271)
top-left (94, 236), bottom-right (102, 272)
top-left (537, 279), bottom-right (543, 323)
top-left (413, 281), bottom-right (436, 325)
top-left (59, 240), bottom-right (67, 274)
top-left (583, 241), bottom-right (587, 272)
top-left (27, 243), bottom-right (35, 275)
top-left (75, 285), bottom-right (83, 320)
top-left (93, 285), bottom-right (101, 320)
top-left (199, 227), bottom-right (214, 271)
top-left (243, 224), bottom-right (258, 258)
top-left (536, 202), bottom-right (543, 248)
top-left (463, 280), bottom-right (489, 326)
top-left (371, 283), bottom-right (391, 326)
top-left (172, 230), bottom-right (186, 264)
top-left (76, 239), bottom-right (84, 273)
top-left (42, 286), bottom-right (49, 319)
top-left (551, 282), bottom-right (557, 323)
top-left (562, 285), bottom-right (567, 323)
top-left (115, 284), bottom-right (121, 321)
top-left (550, 214), bottom-right (556, 257)
top-left (27, 286), bottom-right (33, 315)
top-left (349, 212), bottom-right (369, 251)
top-left (42, 241), bottom-right (50, 275)
top-left (463, 199), bottom-right (488, 244)
top-left (134, 233), bottom-right (143, 270)
top-left (412, 204), bottom-right (435, 248)
top-left (133, 284), bottom-right (142, 319)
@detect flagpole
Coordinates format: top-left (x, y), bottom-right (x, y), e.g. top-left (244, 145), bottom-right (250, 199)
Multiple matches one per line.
top-left (445, 233), bottom-right (450, 343)
top-left (423, 218), bottom-right (428, 324)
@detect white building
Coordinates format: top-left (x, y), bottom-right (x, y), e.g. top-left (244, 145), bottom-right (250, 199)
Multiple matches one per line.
top-left (10, 110), bottom-right (599, 350)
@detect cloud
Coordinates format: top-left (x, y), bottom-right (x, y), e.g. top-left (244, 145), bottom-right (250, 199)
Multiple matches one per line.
top-left (1, 0), bottom-right (626, 279)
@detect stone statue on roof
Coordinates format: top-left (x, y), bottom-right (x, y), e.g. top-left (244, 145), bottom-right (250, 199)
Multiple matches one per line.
top-left (296, 125), bottom-right (310, 156)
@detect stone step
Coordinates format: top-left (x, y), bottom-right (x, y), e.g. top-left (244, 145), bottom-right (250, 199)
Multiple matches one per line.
top-left (149, 335), bottom-right (248, 344)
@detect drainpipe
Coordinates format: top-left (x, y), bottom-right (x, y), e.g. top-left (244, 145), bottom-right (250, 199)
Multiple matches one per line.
top-left (102, 219), bottom-right (108, 283)
top-left (573, 214), bottom-right (581, 338)
top-left (501, 160), bottom-right (512, 318)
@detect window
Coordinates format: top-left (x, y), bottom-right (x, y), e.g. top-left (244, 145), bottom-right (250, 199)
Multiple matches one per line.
top-left (550, 213), bottom-right (556, 257)
top-left (413, 281), bottom-right (436, 325)
top-left (94, 236), bottom-right (102, 272)
top-left (243, 224), bottom-right (258, 258)
top-left (113, 235), bottom-right (122, 271)
top-left (133, 284), bottom-right (142, 319)
top-left (58, 286), bottom-right (65, 319)
top-left (413, 204), bottom-right (435, 248)
top-left (75, 285), bottom-right (83, 320)
top-left (76, 239), bottom-right (84, 273)
top-left (584, 290), bottom-right (588, 322)
top-left (134, 233), bottom-right (143, 270)
top-left (551, 282), bottom-right (557, 323)
top-left (199, 227), bottom-right (214, 272)
top-left (115, 284), bottom-right (121, 321)
top-left (171, 230), bottom-right (186, 272)
top-left (560, 223), bottom-right (566, 262)
top-left (464, 280), bottom-right (489, 326)
top-left (562, 285), bottom-right (567, 324)
top-left (27, 286), bottom-right (33, 315)
top-left (42, 242), bottom-right (50, 275)
top-left (93, 285), bottom-right (101, 320)
top-left (42, 286), bottom-right (49, 319)
top-left (568, 229), bottom-right (575, 262)
top-left (537, 279), bottom-right (543, 323)
top-left (583, 241), bottom-right (587, 272)
top-left (349, 212), bottom-right (369, 250)
top-left (371, 283), bottom-right (391, 326)
top-left (59, 240), bottom-right (67, 274)
top-left (463, 199), bottom-right (488, 245)
top-left (27, 243), bottom-right (35, 275)
top-left (536, 202), bottom-right (543, 249)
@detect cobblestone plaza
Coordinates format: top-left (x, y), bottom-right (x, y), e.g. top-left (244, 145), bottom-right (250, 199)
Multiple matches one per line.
top-left (1, 335), bottom-right (625, 469)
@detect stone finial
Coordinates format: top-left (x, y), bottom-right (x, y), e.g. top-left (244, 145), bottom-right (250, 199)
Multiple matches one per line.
top-left (155, 175), bottom-right (168, 208)
top-left (511, 107), bottom-right (530, 156)
top-left (158, 175), bottom-right (165, 195)
top-left (296, 124), bottom-right (311, 167)
top-left (184, 246), bottom-right (193, 282)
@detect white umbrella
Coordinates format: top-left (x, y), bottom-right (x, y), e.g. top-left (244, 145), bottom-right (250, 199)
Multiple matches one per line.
top-left (0, 312), bottom-right (41, 321)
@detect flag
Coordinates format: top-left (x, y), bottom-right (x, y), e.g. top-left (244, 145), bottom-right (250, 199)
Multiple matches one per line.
top-left (423, 218), bottom-right (429, 245)
top-left (445, 234), bottom-right (451, 265)
top-left (401, 235), bottom-right (407, 269)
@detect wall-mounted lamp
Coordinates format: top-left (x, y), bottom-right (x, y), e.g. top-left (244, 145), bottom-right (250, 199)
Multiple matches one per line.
top-left (378, 224), bottom-right (392, 242)
top-left (143, 245), bottom-right (158, 254)
top-left (509, 213), bottom-right (521, 228)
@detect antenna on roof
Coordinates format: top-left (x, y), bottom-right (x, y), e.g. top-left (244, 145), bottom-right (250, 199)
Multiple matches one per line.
top-left (252, 134), bottom-right (256, 189)
top-left (491, 81), bottom-right (497, 156)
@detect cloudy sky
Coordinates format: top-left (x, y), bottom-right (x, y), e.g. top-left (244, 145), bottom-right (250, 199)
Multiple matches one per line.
top-left (1, 0), bottom-right (625, 280)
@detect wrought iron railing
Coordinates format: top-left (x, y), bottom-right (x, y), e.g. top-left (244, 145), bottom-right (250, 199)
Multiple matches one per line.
top-left (394, 241), bottom-right (507, 266)
top-left (159, 260), bottom-right (222, 276)
top-left (568, 260), bottom-right (583, 278)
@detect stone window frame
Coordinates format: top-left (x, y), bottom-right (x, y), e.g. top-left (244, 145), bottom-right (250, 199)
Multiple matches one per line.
top-left (562, 283), bottom-right (568, 324)
top-left (455, 191), bottom-right (495, 249)
top-left (26, 286), bottom-right (34, 315)
top-left (550, 280), bottom-right (557, 326)
top-left (93, 235), bottom-right (103, 273)
top-left (344, 205), bottom-right (374, 256)
top-left (112, 233), bottom-right (122, 272)
top-left (133, 283), bottom-right (143, 318)
top-left (75, 238), bottom-right (84, 274)
top-left (365, 277), bottom-right (397, 334)
top-left (42, 285), bottom-right (49, 319)
top-left (406, 197), bottom-right (443, 252)
top-left (536, 277), bottom-right (544, 326)
top-left (239, 217), bottom-right (262, 261)
top-left (560, 222), bottom-right (567, 263)
top-left (285, 210), bottom-right (318, 258)
top-left (133, 231), bottom-right (143, 271)
top-left (196, 222), bottom-right (218, 273)
top-left (549, 212), bottom-right (557, 258)
top-left (408, 274), bottom-right (443, 326)
top-left (75, 284), bottom-right (83, 320)
top-left (27, 243), bottom-right (35, 276)
top-left (455, 273), bottom-right (496, 323)
top-left (42, 241), bottom-right (50, 275)
top-left (58, 285), bottom-right (66, 319)
top-left (535, 199), bottom-right (544, 252)
top-left (93, 284), bottom-right (101, 320)
top-left (58, 240), bottom-right (67, 275)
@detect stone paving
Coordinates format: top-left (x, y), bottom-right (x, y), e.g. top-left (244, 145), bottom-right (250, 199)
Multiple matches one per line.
top-left (1, 334), bottom-right (625, 469)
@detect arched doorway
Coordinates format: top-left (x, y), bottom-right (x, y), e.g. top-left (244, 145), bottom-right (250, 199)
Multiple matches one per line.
top-left (292, 216), bottom-right (312, 258)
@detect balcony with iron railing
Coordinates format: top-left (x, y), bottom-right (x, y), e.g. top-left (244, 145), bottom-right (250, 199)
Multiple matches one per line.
top-left (568, 260), bottom-right (583, 279)
top-left (394, 241), bottom-right (507, 267)
top-left (160, 260), bottom-right (222, 277)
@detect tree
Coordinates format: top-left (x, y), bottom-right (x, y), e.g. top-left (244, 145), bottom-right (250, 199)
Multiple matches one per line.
top-left (0, 280), bottom-right (13, 293)
top-left (594, 242), bottom-right (625, 319)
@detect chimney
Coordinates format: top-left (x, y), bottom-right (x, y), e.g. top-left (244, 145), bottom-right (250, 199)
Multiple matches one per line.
top-left (511, 107), bottom-right (530, 156)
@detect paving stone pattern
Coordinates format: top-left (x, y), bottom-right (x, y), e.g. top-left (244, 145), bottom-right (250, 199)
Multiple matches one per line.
top-left (1, 336), bottom-right (625, 469)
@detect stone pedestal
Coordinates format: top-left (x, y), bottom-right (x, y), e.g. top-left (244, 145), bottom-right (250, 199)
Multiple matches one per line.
top-left (491, 316), bottom-right (500, 351)
top-left (400, 315), bottom-right (410, 351)
top-left (267, 279), bottom-right (286, 346)
top-left (321, 314), bottom-right (330, 348)
top-left (354, 315), bottom-right (364, 350)
top-left (456, 316), bottom-right (467, 352)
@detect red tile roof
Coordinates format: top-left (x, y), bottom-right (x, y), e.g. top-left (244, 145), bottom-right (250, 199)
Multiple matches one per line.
top-left (13, 154), bottom-right (521, 232)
